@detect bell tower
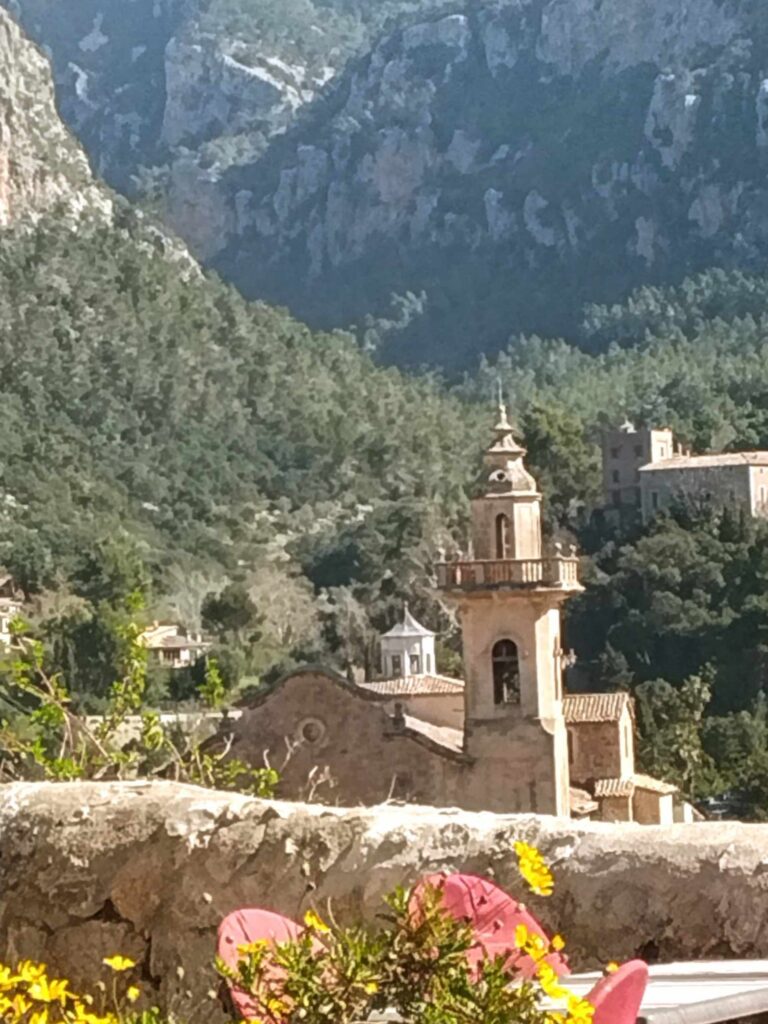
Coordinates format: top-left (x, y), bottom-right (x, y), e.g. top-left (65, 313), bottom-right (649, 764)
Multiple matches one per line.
top-left (436, 403), bottom-right (582, 816)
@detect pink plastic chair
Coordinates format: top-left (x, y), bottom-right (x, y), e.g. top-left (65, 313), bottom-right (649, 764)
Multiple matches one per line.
top-left (410, 872), bottom-right (570, 980)
top-left (217, 907), bottom-right (304, 1020)
top-left (586, 960), bottom-right (649, 1024)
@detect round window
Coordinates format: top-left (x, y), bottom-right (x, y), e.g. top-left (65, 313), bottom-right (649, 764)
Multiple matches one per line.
top-left (299, 718), bottom-right (326, 745)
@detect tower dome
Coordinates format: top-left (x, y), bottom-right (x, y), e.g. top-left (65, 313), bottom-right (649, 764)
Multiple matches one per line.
top-left (380, 605), bottom-right (436, 679)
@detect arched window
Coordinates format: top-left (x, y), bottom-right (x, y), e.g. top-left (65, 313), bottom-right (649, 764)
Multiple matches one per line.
top-left (495, 513), bottom-right (510, 559)
top-left (492, 639), bottom-right (520, 705)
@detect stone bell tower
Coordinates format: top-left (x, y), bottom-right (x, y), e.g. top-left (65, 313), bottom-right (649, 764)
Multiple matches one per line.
top-left (436, 403), bottom-right (582, 816)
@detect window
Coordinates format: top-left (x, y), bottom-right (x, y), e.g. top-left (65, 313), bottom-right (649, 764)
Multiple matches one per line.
top-left (492, 639), bottom-right (520, 705)
top-left (410, 654), bottom-right (421, 675)
top-left (612, 470), bottom-right (620, 484)
top-left (610, 446), bottom-right (620, 459)
top-left (651, 491), bottom-right (659, 510)
top-left (634, 444), bottom-right (643, 457)
top-left (391, 655), bottom-right (402, 677)
top-left (660, 445), bottom-right (667, 458)
top-left (495, 513), bottom-right (510, 559)
top-left (612, 490), bottom-right (621, 507)
top-left (425, 652), bottom-right (432, 673)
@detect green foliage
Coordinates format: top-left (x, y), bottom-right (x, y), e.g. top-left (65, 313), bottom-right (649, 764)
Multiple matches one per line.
top-left (0, 617), bottom-right (278, 797)
top-left (198, 657), bottom-right (226, 709)
top-left (0, 208), bottom-right (482, 689)
top-left (217, 884), bottom-right (591, 1024)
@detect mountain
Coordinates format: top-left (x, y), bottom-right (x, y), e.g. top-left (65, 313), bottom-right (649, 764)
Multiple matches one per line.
top-left (0, 7), bottom-right (111, 223)
top-left (10, 0), bottom-right (768, 367)
top-left (213, 0), bottom-right (768, 366)
top-left (3, 0), bottom-right (456, 256)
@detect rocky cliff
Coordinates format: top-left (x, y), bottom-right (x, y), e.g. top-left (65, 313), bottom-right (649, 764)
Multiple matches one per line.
top-left (4, 781), bottom-right (768, 1015)
top-left (2, 0), bottom-right (455, 256)
top-left (0, 7), bottom-right (110, 225)
top-left (11, 0), bottom-right (768, 366)
top-left (216, 0), bottom-right (768, 364)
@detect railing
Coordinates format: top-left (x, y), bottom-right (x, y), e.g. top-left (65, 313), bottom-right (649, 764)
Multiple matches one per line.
top-left (436, 556), bottom-right (580, 590)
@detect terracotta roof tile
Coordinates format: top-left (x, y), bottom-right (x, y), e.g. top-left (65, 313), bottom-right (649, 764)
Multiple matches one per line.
top-left (595, 774), bottom-right (678, 799)
top-left (360, 675), bottom-right (465, 697)
top-left (594, 777), bottom-right (634, 799)
top-left (563, 692), bottom-right (631, 724)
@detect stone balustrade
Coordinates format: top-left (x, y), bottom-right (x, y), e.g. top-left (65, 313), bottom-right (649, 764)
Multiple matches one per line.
top-left (436, 555), bottom-right (580, 590)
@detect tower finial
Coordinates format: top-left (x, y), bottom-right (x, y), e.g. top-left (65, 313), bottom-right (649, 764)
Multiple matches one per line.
top-left (495, 378), bottom-right (511, 430)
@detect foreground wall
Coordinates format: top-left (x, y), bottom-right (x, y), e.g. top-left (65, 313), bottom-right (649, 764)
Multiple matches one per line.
top-left (3, 782), bottom-right (768, 1016)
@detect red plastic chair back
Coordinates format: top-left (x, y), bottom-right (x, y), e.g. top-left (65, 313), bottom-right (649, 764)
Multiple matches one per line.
top-left (411, 872), bottom-right (569, 980)
top-left (217, 908), bottom-right (303, 1020)
top-left (587, 960), bottom-right (649, 1024)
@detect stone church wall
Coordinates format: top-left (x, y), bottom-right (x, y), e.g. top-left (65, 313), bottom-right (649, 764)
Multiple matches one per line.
top-left (221, 669), bottom-right (466, 806)
top-left (4, 782), bottom-right (768, 1017)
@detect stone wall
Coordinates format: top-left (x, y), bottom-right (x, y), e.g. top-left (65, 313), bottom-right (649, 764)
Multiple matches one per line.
top-left (3, 781), bottom-right (768, 1017)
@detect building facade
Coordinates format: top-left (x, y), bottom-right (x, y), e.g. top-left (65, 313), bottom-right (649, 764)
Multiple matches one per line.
top-left (602, 422), bottom-right (676, 511)
top-left (215, 407), bottom-right (678, 823)
top-left (640, 452), bottom-right (768, 522)
top-left (601, 422), bottom-right (768, 523)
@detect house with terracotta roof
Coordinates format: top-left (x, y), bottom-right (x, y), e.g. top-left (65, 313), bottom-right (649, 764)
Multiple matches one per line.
top-left (214, 406), bottom-right (678, 823)
top-left (139, 622), bottom-right (211, 669)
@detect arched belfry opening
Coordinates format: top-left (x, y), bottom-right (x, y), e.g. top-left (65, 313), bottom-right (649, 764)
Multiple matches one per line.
top-left (492, 639), bottom-right (520, 705)
top-left (495, 513), bottom-right (511, 558)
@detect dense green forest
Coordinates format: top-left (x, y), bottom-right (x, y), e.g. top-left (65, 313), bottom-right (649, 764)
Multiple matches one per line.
top-left (0, 202), bottom-right (485, 706)
top-left (5, 200), bottom-right (768, 812)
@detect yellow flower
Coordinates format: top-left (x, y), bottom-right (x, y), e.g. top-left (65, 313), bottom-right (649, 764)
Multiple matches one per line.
top-left (236, 940), bottom-right (269, 956)
top-left (363, 981), bottom-right (379, 994)
top-left (514, 841), bottom-right (555, 897)
top-left (102, 955), bottom-right (136, 973)
top-left (28, 976), bottom-right (70, 1004)
top-left (0, 964), bottom-right (21, 989)
top-left (29, 1009), bottom-right (49, 1024)
top-left (514, 923), bottom-right (530, 949)
top-left (303, 909), bottom-right (330, 933)
top-left (17, 961), bottom-right (47, 984)
top-left (126, 985), bottom-right (141, 1003)
top-left (551, 934), bottom-right (566, 951)
top-left (605, 961), bottom-right (620, 974)
top-left (565, 994), bottom-right (595, 1023)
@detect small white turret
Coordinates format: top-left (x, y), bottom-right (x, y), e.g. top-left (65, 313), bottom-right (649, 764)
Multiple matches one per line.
top-left (380, 605), bottom-right (436, 678)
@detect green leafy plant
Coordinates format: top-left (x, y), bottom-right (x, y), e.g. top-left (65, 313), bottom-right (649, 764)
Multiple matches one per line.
top-left (217, 847), bottom-right (597, 1024)
top-left (0, 616), bottom-right (278, 798)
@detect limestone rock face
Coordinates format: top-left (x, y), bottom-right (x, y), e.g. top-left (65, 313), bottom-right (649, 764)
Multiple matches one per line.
top-left (0, 8), bottom-right (110, 224)
top-left (3, 781), bottom-right (768, 1015)
top-left (9, 0), bottom-right (768, 364)
top-left (212, 0), bottom-right (768, 364)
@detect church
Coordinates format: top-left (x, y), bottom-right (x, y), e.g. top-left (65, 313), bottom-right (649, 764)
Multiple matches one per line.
top-left (219, 406), bottom-right (680, 823)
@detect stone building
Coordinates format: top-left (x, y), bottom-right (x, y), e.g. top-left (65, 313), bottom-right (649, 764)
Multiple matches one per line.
top-left (639, 451), bottom-right (768, 522)
top-left (601, 421), bottom-right (677, 512)
top-left (217, 407), bottom-right (677, 823)
top-left (601, 421), bottom-right (768, 522)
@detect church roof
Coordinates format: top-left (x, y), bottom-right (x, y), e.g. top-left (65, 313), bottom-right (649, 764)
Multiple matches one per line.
top-left (381, 605), bottom-right (435, 639)
top-left (402, 714), bottom-right (464, 754)
top-left (594, 774), bottom-right (677, 799)
top-left (640, 451), bottom-right (768, 471)
top-left (563, 692), bottom-right (632, 724)
top-left (360, 675), bottom-right (464, 697)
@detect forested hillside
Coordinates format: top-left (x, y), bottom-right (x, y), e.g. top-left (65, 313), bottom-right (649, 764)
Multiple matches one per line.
top-left (0, 205), bottom-right (488, 704)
